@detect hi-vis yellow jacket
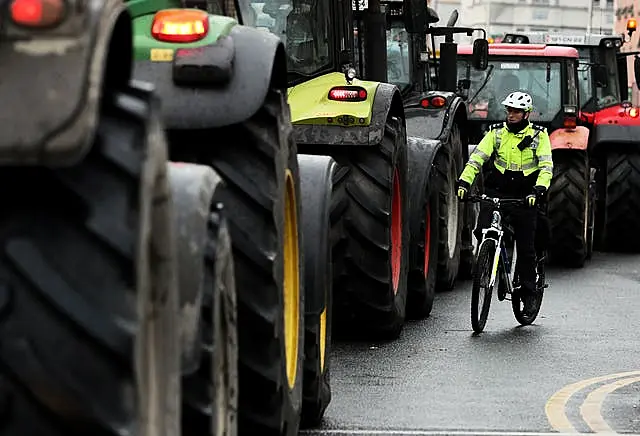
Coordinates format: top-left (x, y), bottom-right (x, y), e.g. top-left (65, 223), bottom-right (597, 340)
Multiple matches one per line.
top-left (459, 122), bottom-right (554, 189)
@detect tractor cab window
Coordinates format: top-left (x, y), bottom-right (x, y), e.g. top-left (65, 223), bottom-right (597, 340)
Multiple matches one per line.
top-left (457, 58), bottom-right (563, 123)
top-left (247, 0), bottom-right (332, 76)
top-left (576, 47), bottom-right (621, 110)
top-left (386, 25), bottom-right (410, 91)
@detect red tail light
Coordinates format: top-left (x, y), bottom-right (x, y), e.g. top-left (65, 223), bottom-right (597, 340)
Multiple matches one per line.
top-left (152, 9), bottom-right (209, 43)
top-left (328, 87), bottom-right (367, 102)
top-left (420, 95), bottom-right (447, 109)
top-left (563, 105), bottom-right (578, 129)
top-left (10, 0), bottom-right (65, 28)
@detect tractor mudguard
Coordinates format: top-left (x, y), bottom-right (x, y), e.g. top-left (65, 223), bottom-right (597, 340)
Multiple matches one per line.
top-left (132, 24), bottom-right (286, 129)
top-left (298, 154), bottom-right (336, 316)
top-left (408, 136), bottom-right (443, 191)
top-left (405, 92), bottom-right (468, 160)
top-left (291, 82), bottom-right (405, 146)
top-left (589, 124), bottom-right (640, 155)
top-left (549, 126), bottom-right (589, 151)
top-left (0, 0), bottom-right (128, 166)
top-left (167, 162), bottom-right (222, 374)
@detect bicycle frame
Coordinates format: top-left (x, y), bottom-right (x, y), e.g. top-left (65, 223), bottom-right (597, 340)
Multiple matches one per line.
top-left (472, 195), bottom-right (522, 295)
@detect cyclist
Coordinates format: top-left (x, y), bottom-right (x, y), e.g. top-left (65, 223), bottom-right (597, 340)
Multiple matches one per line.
top-left (456, 91), bottom-right (553, 315)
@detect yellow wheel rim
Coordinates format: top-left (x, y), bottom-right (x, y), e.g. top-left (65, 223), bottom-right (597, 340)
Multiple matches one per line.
top-left (283, 169), bottom-right (300, 390)
top-left (319, 307), bottom-right (327, 372)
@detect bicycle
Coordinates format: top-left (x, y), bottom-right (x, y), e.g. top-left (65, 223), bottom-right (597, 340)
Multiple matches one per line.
top-left (464, 194), bottom-right (548, 333)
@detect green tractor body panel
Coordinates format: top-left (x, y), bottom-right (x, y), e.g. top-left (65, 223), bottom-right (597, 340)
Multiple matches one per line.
top-left (127, 0), bottom-right (177, 18)
top-left (288, 73), bottom-right (378, 126)
top-left (126, 1), bottom-right (287, 129)
top-left (128, 3), bottom-right (237, 61)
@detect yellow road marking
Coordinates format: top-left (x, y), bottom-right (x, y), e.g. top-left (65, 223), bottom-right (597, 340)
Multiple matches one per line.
top-left (545, 370), bottom-right (640, 432)
top-left (580, 375), bottom-right (640, 433)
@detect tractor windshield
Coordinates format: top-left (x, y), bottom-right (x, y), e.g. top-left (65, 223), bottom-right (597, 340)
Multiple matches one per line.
top-left (244, 0), bottom-right (332, 78)
top-left (457, 58), bottom-right (563, 123)
top-left (386, 24), bottom-right (410, 92)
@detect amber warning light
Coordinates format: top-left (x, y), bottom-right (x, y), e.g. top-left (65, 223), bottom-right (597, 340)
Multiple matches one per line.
top-left (152, 9), bottom-right (209, 43)
top-left (10, 0), bottom-right (65, 28)
top-left (628, 18), bottom-right (637, 36)
top-left (328, 87), bottom-right (368, 102)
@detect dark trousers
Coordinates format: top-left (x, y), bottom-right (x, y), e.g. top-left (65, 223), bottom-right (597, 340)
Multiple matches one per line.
top-left (474, 204), bottom-right (538, 292)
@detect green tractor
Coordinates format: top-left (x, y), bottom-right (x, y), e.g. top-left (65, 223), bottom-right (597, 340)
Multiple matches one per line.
top-left (377, 2), bottom-right (490, 288)
top-left (0, 0), bottom-right (201, 433)
top-left (127, 0), bottom-right (334, 434)
top-left (255, 0), bottom-right (424, 333)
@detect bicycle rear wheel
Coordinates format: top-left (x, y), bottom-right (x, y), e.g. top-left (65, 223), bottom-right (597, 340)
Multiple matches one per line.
top-left (471, 240), bottom-right (497, 333)
top-left (512, 252), bottom-right (545, 325)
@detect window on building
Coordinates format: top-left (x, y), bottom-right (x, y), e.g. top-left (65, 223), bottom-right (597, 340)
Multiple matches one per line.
top-left (532, 8), bottom-right (548, 19)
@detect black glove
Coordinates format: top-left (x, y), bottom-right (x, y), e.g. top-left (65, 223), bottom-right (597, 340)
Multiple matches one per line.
top-left (457, 180), bottom-right (471, 200)
top-left (533, 185), bottom-right (547, 200)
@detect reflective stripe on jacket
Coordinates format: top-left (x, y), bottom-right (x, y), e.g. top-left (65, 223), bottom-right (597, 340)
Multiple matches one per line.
top-left (459, 122), bottom-right (554, 189)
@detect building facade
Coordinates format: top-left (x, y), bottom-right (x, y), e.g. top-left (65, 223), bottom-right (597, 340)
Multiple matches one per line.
top-left (614, 0), bottom-right (639, 103)
top-left (453, 0), bottom-right (615, 42)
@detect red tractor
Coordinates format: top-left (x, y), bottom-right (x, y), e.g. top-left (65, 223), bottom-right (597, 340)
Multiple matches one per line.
top-left (456, 43), bottom-right (595, 267)
top-left (502, 29), bottom-right (640, 258)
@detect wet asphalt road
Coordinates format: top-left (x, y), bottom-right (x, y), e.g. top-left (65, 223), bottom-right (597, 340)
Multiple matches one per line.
top-left (302, 252), bottom-right (640, 435)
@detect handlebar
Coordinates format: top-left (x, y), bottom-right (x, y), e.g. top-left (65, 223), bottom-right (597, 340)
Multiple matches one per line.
top-left (462, 194), bottom-right (528, 208)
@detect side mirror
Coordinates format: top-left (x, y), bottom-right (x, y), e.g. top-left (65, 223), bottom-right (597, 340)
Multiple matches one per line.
top-left (472, 38), bottom-right (489, 71)
top-left (446, 9), bottom-right (459, 27)
top-left (594, 65), bottom-right (608, 88)
top-left (426, 6), bottom-right (439, 23)
top-left (403, 0), bottom-right (428, 33)
top-left (634, 56), bottom-right (640, 89)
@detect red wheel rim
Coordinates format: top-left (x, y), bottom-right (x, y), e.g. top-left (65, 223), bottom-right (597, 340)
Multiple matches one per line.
top-left (391, 168), bottom-right (402, 294)
top-left (423, 206), bottom-right (431, 277)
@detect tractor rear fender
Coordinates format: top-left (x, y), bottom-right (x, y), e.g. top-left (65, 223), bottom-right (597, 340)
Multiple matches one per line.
top-left (292, 82), bottom-right (405, 146)
top-left (0, 0), bottom-right (131, 166)
top-left (549, 126), bottom-right (590, 151)
top-left (167, 162), bottom-right (222, 374)
top-left (132, 24), bottom-right (287, 129)
top-left (589, 124), bottom-right (640, 156)
top-left (408, 137), bottom-right (444, 196)
top-left (405, 92), bottom-right (469, 161)
top-left (298, 155), bottom-right (336, 316)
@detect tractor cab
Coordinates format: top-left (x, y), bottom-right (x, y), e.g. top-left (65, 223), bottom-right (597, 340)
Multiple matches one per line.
top-left (456, 43), bottom-right (580, 144)
top-left (502, 31), bottom-right (635, 113)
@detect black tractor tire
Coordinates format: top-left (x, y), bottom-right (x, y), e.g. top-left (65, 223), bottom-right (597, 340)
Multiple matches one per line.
top-left (171, 164), bottom-right (239, 436)
top-left (459, 143), bottom-right (485, 279)
top-left (297, 155), bottom-right (334, 429)
top-left (183, 89), bottom-right (304, 436)
top-left (330, 116), bottom-right (410, 340)
top-left (436, 124), bottom-right (464, 292)
top-left (0, 85), bottom-right (180, 435)
top-left (600, 151), bottom-right (640, 252)
top-left (547, 150), bottom-right (590, 268)
top-left (586, 168), bottom-right (597, 260)
top-left (405, 138), bottom-right (442, 320)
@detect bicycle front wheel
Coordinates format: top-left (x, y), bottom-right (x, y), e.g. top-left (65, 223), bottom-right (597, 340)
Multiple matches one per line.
top-left (471, 240), bottom-right (497, 333)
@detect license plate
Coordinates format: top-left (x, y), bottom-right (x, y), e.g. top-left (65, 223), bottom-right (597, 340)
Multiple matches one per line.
top-left (150, 49), bottom-right (174, 62)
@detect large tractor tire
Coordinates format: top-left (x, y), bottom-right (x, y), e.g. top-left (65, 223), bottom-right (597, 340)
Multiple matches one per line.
top-left (170, 164), bottom-right (239, 436)
top-left (459, 143), bottom-right (484, 279)
top-left (330, 116), bottom-right (410, 340)
top-left (182, 90), bottom-right (305, 436)
top-left (298, 155), bottom-right (334, 428)
top-left (600, 151), bottom-right (640, 252)
top-left (0, 86), bottom-right (180, 436)
top-left (547, 150), bottom-right (590, 268)
top-left (405, 138), bottom-right (442, 320)
top-left (436, 125), bottom-right (464, 292)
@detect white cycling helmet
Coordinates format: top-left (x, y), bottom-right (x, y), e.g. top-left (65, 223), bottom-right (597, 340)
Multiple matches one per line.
top-left (501, 91), bottom-right (533, 112)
